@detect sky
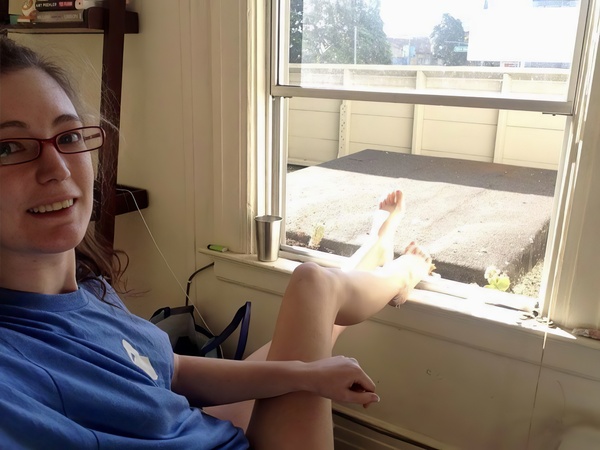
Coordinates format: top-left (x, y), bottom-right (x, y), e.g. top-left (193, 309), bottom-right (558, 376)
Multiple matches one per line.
top-left (379, 0), bottom-right (544, 38)
top-left (379, 0), bottom-right (483, 37)
top-left (378, 0), bottom-right (579, 62)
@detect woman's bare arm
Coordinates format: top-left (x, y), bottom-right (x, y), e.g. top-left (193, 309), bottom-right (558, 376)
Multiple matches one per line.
top-left (171, 354), bottom-right (380, 408)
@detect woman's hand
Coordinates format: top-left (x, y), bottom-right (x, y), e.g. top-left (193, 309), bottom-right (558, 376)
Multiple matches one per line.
top-left (303, 356), bottom-right (380, 408)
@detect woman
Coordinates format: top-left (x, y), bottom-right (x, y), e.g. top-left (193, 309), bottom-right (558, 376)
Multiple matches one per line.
top-left (0, 37), bottom-right (431, 449)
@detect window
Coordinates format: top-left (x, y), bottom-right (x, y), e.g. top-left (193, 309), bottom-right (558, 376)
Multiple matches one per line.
top-left (269, 0), bottom-right (594, 316)
top-left (274, 0), bottom-right (584, 110)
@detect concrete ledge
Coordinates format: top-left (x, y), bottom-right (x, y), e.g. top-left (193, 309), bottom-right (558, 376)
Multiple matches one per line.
top-left (285, 150), bottom-right (557, 286)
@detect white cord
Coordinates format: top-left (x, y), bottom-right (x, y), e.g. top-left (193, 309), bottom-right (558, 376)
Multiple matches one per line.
top-left (115, 188), bottom-right (215, 333)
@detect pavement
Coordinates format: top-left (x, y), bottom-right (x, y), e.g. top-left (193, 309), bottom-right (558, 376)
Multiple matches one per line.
top-left (285, 149), bottom-right (557, 286)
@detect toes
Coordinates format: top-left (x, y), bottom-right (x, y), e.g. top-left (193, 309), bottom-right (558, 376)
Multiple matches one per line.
top-left (379, 192), bottom-right (392, 209)
top-left (404, 242), bottom-right (432, 263)
top-left (379, 190), bottom-right (404, 212)
top-left (404, 241), bottom-right (417, 254)
top-left (388, 293), bottom-right (404, 308)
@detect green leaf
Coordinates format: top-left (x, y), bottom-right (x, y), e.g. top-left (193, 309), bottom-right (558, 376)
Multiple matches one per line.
top-left (494, 276), bottom-right (511, 292)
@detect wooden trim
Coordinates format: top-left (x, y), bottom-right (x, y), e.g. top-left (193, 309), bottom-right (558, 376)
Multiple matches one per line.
top-left (96, 0), bottom-right (127, 244)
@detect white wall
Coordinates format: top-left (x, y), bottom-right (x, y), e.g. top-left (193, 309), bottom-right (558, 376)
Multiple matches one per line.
top-left (113, 0), bottom-right (201, 319)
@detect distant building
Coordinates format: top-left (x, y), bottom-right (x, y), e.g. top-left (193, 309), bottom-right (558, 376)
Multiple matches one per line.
top-left (388, 37), bottom-right (433, 66)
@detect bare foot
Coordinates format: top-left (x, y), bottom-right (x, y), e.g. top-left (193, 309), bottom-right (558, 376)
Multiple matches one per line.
top-left (374, 190), bottom-right (405, 264)
top-left (344, 190), bottom-right (405, 271)
top-left (386, 241), bottom-right (432, 307)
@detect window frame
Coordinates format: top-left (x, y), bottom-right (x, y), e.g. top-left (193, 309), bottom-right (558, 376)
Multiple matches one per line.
top-left (270, 0), bottom-right (591, 115)
top-left (265, 0), bottom-right (600, 326)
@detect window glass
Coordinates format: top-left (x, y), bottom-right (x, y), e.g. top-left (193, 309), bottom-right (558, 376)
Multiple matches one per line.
top-left (284, 100), bottom-right (563, 300)
top-left (273, 0), bottom-right (587, 306)
top-left (275, 0), bottom-right (585, 110)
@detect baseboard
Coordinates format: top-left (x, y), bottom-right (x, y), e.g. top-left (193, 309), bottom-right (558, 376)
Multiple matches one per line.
top-left (333, 413), bottom-right (436, 450)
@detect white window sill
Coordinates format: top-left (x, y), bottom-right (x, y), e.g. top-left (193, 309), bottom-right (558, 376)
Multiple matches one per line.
top-left (198, 248), bottom-right (600, 381)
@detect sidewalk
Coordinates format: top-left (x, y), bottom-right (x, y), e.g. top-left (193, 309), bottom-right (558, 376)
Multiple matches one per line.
top-left (285, 150), bottom-right (557, 286)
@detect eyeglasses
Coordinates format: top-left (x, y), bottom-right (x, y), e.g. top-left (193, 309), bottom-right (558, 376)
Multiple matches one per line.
top-left (0, 126), bottom-right (105, 166)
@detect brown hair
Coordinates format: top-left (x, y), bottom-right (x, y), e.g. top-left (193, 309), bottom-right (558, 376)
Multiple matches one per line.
top-left (0, 36), bottom-right (128, 292)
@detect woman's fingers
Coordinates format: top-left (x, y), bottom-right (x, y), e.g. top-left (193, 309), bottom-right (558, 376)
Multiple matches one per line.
top-left (348, 382), bottom-right (381, 408)
top-left (307, 356), bottom-right (380, 406)
top-left (348, 372), bottom-right (380, 407)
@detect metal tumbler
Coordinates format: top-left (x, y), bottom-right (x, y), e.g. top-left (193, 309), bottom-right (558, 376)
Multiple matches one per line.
top-left (254, 215), bottom-right (283, 262)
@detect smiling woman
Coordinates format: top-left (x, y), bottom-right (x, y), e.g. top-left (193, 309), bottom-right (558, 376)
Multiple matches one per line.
top-left (0, 72), bottom-right (96, 293)
top-left (0, 38), bottom-right (122, 294)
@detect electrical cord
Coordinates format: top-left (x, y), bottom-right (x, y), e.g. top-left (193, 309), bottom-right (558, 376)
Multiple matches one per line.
top-left (185, 263), bottom-right (215, 307)
top-left (115, 187), bottom-right (216, 333)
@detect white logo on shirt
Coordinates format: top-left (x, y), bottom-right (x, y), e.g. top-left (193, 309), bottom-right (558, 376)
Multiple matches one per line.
top-left (122, 339), bottom-right (158, 380)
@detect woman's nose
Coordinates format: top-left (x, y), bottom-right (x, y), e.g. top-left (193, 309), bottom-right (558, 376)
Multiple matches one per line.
top-left (35, 142), bottom-right (71, 183)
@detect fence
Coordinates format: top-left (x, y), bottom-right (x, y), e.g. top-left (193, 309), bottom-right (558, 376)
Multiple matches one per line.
top-left (287, 65), bottom-right (569, 170)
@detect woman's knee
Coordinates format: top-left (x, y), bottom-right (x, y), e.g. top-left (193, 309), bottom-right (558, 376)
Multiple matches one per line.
top-left (288, 262), bottom-right (334, 296)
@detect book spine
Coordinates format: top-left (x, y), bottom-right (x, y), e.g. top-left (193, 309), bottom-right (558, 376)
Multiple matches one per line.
top-left (35, 1), bottom-right (103, 11)
top-left (32, 9), bottom-right (84, 22)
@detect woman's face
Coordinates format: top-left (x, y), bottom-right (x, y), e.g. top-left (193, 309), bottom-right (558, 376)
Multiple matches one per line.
top-left (0, 68), bottom-right (94, 260)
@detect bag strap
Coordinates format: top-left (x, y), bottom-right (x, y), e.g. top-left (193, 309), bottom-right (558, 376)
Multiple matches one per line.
top-left (150, 305), bottom-right (195, 323)
top-left (234, 301), bottom-right (251, 360)
top-left (199, 302), bottom-right (251, 360)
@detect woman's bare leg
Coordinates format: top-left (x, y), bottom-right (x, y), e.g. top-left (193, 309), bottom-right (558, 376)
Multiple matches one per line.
top-left (207, 190), bottom-right (430, 448)
top-left (244, 189), bottom-right (429, 449)
top-left (204, 198), bottom-right (403, 428)
top-left (245, 252), bottom-right (430, 449)
top-left (205, 190), bottom-right (407, 430)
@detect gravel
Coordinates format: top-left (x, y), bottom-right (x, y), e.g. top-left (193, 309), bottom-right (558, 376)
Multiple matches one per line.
top-left (510, 260), bottom-right (544, 298)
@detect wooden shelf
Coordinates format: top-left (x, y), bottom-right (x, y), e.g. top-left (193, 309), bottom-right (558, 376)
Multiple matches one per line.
top-left (0, 7), bottom-right (138, 34)
top-left (115, 184), bottom-right (149, 215)
top-left (92, 184), bottom-right (148, 221)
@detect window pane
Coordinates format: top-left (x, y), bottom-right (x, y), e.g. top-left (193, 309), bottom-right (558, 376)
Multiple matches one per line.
top-left (274, 0), bottom-right (588, 302)
top-left (278, 0), bottom-right (584, 106)
top-left (283, 99), bottom-right (563, 299)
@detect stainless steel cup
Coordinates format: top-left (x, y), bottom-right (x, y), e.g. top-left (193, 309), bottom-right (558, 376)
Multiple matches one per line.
top-left (255, 215), bottom-right (283, 262)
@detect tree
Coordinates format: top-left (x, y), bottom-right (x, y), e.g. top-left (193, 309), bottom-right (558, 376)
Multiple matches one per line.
top-left (290, 0), bottom-right (392, 65)
top-left (289, 0), bottom-right (304, 64)
top-left (430, 13), bottom-right (468, 66)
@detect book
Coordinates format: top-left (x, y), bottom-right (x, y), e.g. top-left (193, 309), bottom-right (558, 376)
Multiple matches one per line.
top-left (32, 9), bottom-right (84, 22)
top-left (17, 14), bottom-right (33, 23)
top-left (35, 1), bottom-right (104, 11)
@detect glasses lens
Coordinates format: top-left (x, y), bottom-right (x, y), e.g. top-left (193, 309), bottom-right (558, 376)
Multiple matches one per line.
top-left (57, 127), bottom-right (104, 154)
top-left (0, 140), bottom-right (40, 165)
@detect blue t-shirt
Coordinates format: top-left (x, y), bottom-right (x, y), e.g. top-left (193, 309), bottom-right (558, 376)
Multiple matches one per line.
top-left (0, 279), bottom-right (248, 449)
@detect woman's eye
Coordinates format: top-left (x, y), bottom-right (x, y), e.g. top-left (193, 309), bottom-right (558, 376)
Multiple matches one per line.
top-left (0, 141), bottom-right (26, 157)
top-left (57, 131), bottom-right (83, 146)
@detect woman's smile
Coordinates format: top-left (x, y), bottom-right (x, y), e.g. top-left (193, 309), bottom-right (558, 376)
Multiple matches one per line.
top-left (28, 198), bottom-right (75, 214)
